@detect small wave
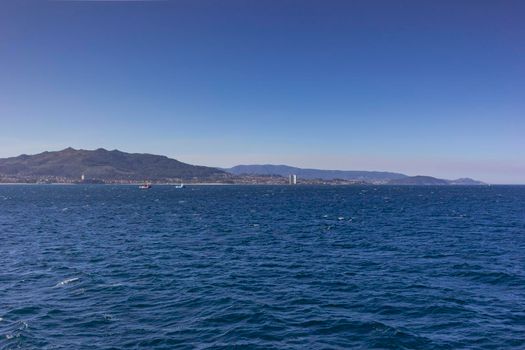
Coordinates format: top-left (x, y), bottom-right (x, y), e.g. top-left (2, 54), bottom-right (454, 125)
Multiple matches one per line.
top-left (98, 282), bottom-right (125, 289)
top-left (4, 320), bottom-right (28, 340)
top-left (55, 277), bottom-right (79, 287)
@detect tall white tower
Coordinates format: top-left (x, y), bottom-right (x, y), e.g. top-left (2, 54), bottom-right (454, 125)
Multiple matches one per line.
top-left (289, 174), bottom-right (297, 185)
top-left (81, 174), bottom-right (85, 181)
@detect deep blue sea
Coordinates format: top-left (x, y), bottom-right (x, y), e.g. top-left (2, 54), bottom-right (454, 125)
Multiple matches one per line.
top-left (1, 185), bottom-right (524, 349)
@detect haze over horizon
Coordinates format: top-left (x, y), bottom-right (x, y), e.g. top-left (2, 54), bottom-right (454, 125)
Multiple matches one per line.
top-left (1, 1), bottom-right (524, 184)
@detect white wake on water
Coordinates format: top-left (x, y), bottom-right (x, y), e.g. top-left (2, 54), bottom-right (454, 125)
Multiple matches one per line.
top-left (55, 277), bottom-right (79, 287)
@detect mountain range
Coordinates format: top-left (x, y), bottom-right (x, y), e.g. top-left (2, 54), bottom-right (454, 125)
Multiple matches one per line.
top-left (223, 165), bottom-right (484, 185)
top-left (0, 148), bottom-right (485, 185)
top-left (224, 164), bottom-right (407, 182)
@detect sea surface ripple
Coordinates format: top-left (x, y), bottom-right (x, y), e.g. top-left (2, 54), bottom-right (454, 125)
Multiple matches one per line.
top-left (1, 185), bottom-right (524, 349)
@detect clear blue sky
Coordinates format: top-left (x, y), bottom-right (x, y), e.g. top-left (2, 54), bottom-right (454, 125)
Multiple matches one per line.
top-left (0, 0), bottom-right (523, 183)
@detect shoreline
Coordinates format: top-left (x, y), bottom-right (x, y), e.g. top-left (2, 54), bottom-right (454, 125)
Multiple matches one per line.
top-left (0, 182), bottom-right (518, 186)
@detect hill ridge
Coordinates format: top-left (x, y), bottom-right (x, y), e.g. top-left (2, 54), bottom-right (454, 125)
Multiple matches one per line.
top-left (224, 164), bottom-right (407, 183)
top-left (0, 148), bottom-right (228, 183)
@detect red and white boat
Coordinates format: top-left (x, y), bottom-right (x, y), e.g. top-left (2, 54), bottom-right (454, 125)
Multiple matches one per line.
top-left (139, 183), bottom-right (152, 189)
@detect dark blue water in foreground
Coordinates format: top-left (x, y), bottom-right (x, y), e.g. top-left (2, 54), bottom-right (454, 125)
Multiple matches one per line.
top-left (1, 185), bottom-right (525, 349)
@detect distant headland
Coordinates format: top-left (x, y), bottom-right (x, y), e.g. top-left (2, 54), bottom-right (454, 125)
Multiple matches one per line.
top-left (0, 148), bottom-right (485, 185)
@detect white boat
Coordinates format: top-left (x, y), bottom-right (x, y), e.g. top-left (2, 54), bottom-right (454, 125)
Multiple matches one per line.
top-left (139, 183), bottom-right (152, 189)
top-left (175, 183), bottom-right (184, 189)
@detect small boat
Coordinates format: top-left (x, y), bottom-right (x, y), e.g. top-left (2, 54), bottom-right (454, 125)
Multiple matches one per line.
top-left (175, 183), bottom-right (184, 189)
top-left (139, 183), bottom-right (152, 189)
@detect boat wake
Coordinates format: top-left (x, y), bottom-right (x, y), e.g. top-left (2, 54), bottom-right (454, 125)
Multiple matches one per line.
top-left (55, 277), bottom-right (79, 287)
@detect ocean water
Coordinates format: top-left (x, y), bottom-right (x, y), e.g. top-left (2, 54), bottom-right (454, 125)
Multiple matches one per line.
top-left (1, 185), bottom-right (524, 349)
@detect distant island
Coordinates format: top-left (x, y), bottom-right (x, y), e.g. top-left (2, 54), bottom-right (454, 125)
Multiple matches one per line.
top-left (0, 148), bottom-right (485, 185)
top-left (387, 175), bottom-right (483, 186)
